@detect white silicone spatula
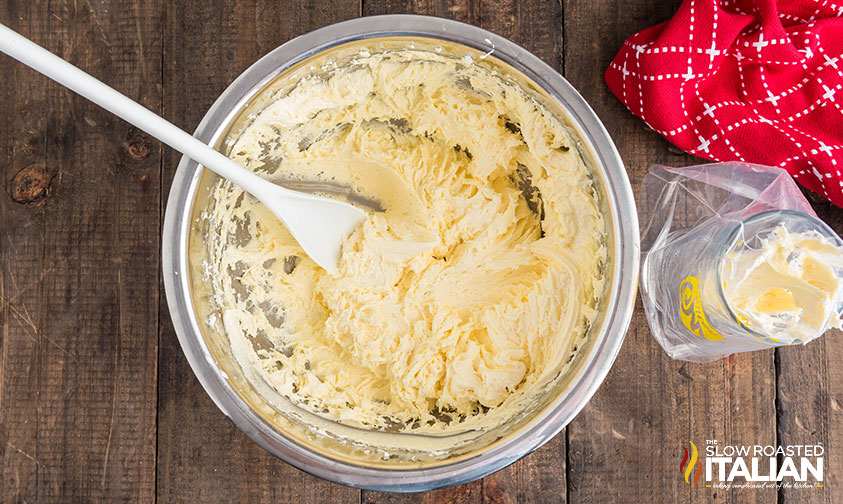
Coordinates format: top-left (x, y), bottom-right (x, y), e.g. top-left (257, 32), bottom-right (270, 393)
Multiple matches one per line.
top-left (0, 23), bottom-right (366, 273)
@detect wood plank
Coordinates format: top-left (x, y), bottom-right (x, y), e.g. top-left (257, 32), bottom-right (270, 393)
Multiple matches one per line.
top-left (562, 0), bottom-right (777, 503)
top-left (156, 1), bottom-right (362, 502)
top-left (360, 0), bottom-right (568, 501)
top-left (38, 0), bottom-right (163, 500)
top-left (0, 3), bottom-right (50, 501)
top-left (776, 191), bottom-right (843, 503)
top-left (1, 0), bottom-right (162, 501)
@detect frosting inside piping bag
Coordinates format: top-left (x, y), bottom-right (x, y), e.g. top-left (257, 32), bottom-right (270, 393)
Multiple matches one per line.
top-left (721, 225), bottom-right (843, 343)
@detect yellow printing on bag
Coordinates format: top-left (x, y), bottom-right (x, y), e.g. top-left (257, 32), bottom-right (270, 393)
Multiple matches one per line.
top-left (679, 276), bottom-right (723, 341)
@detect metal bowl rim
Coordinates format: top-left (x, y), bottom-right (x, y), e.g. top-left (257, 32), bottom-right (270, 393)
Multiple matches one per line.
top-left (162, 14), bottom-right (639, 492)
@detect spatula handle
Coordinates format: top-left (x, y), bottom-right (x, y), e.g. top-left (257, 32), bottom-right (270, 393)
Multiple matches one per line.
top-left (0, 22), bottom-right (270, 197)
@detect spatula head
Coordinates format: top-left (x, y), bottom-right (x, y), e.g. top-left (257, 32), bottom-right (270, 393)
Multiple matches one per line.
top-left (264, 187), bottom-right (367, 274)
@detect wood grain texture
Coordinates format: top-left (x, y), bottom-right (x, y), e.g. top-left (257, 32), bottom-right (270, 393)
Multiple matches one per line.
top-left (775, 191), bottom-right (843, 504)
top-left (0, 3), bottom-right (49, 501)
top-left (0, 0), bottom-right (162, 502)
top-left (562, 0), bottom-right (777, 503)
top-left (155, 1), bottom-right (362, 502)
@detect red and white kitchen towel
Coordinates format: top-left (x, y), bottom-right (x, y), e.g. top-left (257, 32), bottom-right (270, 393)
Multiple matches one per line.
top-left (605, 0), bottom-right (843, 205)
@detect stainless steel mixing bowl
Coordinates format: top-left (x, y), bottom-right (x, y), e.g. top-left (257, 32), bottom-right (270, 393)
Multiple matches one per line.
top-left (162, 15), bottom-right (639, 492)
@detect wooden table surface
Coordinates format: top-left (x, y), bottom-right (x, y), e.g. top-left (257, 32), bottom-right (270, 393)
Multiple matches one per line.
top-left (1, 0), bottom-right (841, 502)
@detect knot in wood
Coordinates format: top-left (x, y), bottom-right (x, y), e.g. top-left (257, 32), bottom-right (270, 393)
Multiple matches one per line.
top-left (125, 135), bottom-right (151, 160)
top-left (11, 165), bottom-right (51, 206)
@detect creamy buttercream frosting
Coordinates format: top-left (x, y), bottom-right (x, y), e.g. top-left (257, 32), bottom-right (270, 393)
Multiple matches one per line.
top-left (721, 225), bottom-right (843, 343)
top-left (200, 48), bottom-right (607, 433)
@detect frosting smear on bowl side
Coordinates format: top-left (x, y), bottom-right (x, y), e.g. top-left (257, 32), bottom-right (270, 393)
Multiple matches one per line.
top-left (201, 48), bottom-right (607, 433)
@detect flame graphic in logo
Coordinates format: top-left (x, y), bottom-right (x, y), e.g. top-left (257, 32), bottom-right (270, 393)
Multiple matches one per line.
top-left (679, 441), bottom-right (703, 486)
